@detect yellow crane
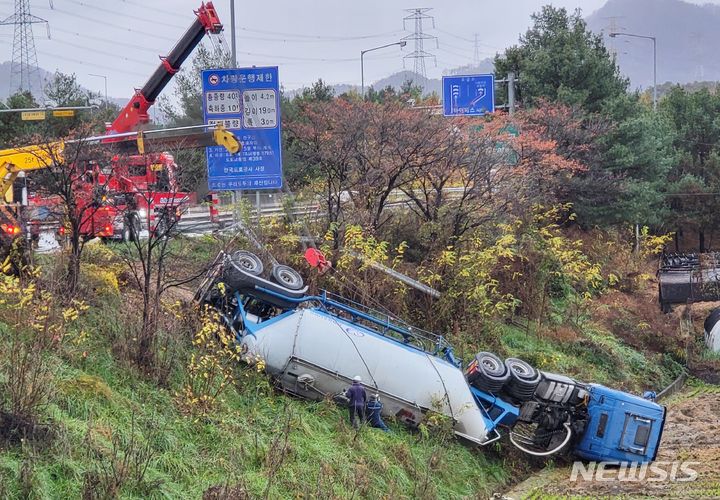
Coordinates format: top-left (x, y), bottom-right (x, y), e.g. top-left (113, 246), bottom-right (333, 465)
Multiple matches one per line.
top-left (0, 124), bottom-right (240, 273)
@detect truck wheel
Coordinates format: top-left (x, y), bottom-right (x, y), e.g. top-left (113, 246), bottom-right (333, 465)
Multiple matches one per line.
top-left (230, 250), bottom-right (264, 276)
top-left (467, 352), bottom-right (509, 393)
top-left (503, 358), bottom-right (541, 401)
top-left (272, 264), bottom-right (304, 290)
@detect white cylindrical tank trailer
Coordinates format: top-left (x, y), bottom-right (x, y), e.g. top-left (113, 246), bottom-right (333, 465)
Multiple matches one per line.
top-left (704, 308), bottom-right (720, 353)
top-left (241, 306), bottom-right (492, 444)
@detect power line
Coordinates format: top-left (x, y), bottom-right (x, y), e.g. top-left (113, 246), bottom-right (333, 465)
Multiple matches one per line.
top-left (118, 0), bottom-right (189, 20)
top-left (233, 32), bottom-right (404, 44)
top-left (236, 26), bottom-right (403, 41)
top-left (474, 33), bottom-right (480, 63)
top-left (437, 47), bottom-right (473, 62)
top-left (47, 7), bottom-right (177, 43)
top-left (47, 37), bottom-right (156, 67)
top-left (434, 28), bottom-right (501, 50)
top-left (440, 40), bottom-right (474, 54)
top-left (235, 50), bottom-right (398, 63)
top-left (50, 26), bottom-right (161, 54)
top-left (37, 49), bottom-right (148, 78)
top-left (62, 0), bottom-right (186, 30)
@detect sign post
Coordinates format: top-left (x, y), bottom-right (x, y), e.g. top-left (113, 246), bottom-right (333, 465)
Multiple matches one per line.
top-left (201, 67), bottom-right (282, 193)
top-left (442, 74), bottom-right (495, 117)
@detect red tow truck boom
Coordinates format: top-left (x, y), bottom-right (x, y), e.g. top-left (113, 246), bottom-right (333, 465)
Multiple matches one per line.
top-left (16, 2), bottom-right (231, 247)
top-left (108, 2), bottom-right (223, 135)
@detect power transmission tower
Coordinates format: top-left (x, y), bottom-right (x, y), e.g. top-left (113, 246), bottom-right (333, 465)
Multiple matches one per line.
top-left (0, 0), bottom-right (49, 94)
top-left (401, 8), bottom-right (437, 79)
top-left (603, 16), bottom-right (623, 57)
top-left (473, 33), bottom-right (480, 64)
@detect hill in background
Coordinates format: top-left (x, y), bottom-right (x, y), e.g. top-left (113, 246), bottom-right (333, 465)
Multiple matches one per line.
top-left (586, 0), bottom-right (720, 89)
top-left (0, 61), bottom-right (54, 100)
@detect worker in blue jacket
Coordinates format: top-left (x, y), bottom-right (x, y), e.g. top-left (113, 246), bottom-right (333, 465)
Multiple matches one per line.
top-left (345, 375), bottom-right (367, 429)
top-left (366, 393), bottom-right (389, 432)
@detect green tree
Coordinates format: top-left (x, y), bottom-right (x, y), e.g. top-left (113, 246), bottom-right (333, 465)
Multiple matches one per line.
top-left (0, 91), bottom-right (39, 144)
top-left (44, 72), bottom-right (100, 136)
top-left (661, 86), bottom-right (720, 250)
top-left (495, 6), bottom-right (627, 112)
top-left (0, 73), bottom-right (110, 145)
top-left (571, 94), bottom-right (676, 228)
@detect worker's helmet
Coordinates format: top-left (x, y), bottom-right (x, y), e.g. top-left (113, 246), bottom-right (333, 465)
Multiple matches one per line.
top-left (371, 393), bottom-right (379, 400)
top-left (353, 375), bottom-right (362, 382)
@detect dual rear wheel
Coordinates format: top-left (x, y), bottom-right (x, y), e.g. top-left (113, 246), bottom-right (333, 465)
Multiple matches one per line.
top-left (230, 250), bottom-right (304, 290)
top-left (467, 352), bottom-right (541, 402)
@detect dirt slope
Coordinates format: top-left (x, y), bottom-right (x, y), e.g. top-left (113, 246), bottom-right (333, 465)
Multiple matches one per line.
top-left (503, 384), bottom-right (720, 499)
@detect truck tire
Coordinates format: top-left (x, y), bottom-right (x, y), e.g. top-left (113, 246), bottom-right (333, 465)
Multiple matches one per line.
top-left (467, 352), bottom-right (509, 393)
top-left (271, 264), bottom-right (304, 291)
top-left (503, 358), bottom-right (541, 401)
top-left (230, 250), bottom-right (264, 276)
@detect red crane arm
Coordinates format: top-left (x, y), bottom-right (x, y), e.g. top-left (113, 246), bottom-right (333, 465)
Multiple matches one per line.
top-left (107, 2), bottom-right (222, 135)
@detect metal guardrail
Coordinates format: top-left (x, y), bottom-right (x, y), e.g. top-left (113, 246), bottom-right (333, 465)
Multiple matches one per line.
top-left (176, 187), bottom-right (468, 234)
top-left (656, 370), bottom-right (688, 402)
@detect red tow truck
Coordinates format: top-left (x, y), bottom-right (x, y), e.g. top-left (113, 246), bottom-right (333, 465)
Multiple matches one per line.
top-left (33, 2), bottom-right (224, 241)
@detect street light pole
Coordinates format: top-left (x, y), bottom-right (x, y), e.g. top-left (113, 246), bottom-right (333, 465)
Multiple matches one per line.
top-left (230, 0), bottom-right (237, 68)
top-left (361, 41), bottom-right (407, 99)
top-left (652, 36), bottom-right (657, 112)
top-left (610, 31), bottom-right (657, 254)
top-left (88, 73), bottom-right (108, 107)
top-left (609, 32), bottom-right (657, 111)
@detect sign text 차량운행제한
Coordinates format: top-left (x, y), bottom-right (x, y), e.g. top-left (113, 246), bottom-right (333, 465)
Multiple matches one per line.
top-left (202, 67), bottom-right (282, 191)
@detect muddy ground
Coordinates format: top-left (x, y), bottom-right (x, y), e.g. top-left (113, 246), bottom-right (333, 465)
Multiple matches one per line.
top-left (502, 384), bottom-right (720, 499)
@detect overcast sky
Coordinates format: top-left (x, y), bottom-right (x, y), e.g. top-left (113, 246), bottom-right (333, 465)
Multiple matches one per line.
top-left (1, 0), bottom-right (719, 99)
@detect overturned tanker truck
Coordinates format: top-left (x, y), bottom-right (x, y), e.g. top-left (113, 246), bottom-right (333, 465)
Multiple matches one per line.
top-left (196, 250), bottom-right (666, 463)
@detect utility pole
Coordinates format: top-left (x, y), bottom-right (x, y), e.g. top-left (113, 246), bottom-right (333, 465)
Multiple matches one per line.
top-left (473, 33), bottom-right (480, 64)
top-left (610, 30), bottom-right (657, 252)
top-left (610, 31), bottom-right (657, 111)
top-left (230, 0), bottom-right (237, 68)
top-left (508, 72), bottom-right (515, 116)
top-left (229, 0), bottom-right (239, 225)
top-left (88, 73), bottom-right (108, 107)
top-left (0, 0), bottom-right (50, 95)
top-left (401, 8), bottom-right (437, 81)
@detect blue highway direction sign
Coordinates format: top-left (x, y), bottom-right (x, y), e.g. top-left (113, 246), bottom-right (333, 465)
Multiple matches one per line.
top-left (442, 74), bottom-right (495, 117)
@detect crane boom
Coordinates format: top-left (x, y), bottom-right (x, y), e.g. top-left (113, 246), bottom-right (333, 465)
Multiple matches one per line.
top-left (108, 2), bottom-right (223, 135)
top-left (0, 125), bottom-right (239, 201)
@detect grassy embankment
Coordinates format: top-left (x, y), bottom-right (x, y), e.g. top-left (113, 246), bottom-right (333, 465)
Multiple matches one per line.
top-left (0, 236), bottom-right (687, 498)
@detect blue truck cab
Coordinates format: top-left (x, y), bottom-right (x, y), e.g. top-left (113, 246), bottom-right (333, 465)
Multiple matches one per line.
top-left (574, 384), bottom-right (666, 462)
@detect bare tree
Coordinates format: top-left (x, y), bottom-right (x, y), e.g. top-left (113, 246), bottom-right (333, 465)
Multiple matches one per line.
top-left (114, 146), bottom-right (213, 371)
top-left (28, 126), bottom-right (116, 295)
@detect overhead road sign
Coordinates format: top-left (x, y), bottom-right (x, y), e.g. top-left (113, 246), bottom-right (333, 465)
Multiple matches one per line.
top-left (201, 66), bottom-right (282, 191)
top-left (1, 105), bottom-right (98, 115)
top-left (21, 111), bottom-right (46, 121)
top-left (52, 109), bottom-right (75, 117)
top-left (442, 74), bottom-right (495, 117)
